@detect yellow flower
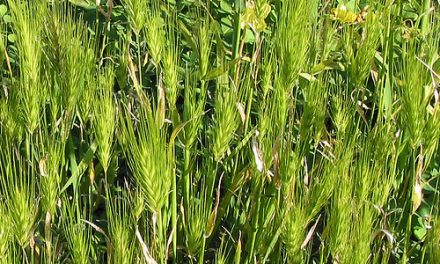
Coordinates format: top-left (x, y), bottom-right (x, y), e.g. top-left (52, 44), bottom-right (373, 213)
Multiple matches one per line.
top-left (241, 1), bottom-right (271, 33)
top-left (330, 5), bottom-right (369, 24)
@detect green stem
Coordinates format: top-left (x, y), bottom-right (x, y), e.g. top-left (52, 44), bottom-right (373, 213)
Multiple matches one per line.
top-left (67, 137), bottom-right (81, 217)
top-left (45, 212), bottom-right (52, 264)
top-left (156, 210), bottom-right (165, 264)
top-left (25, 133), bottom-right (31, 163)
top-left (244, 84), bottom-right (253, 135)
top-left (232, 0), bottom-right (242, 62)
top-left (402, 152), bottom-right (417, 264)
top-left (184, 147), bottom-right (191, 209)
top-left (137, 33), bottom-right (143, 92)
top-left (198, 236), bottom-right (206, 264)
top-left (421, 0), bottom-right (431, 36)
top-left (171, 158), bottom-right (178, 263)
top-left (247, 180), bottom-right (262, 263)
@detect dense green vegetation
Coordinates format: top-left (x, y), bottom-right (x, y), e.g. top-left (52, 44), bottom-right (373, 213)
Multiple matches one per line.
top-left (0, 0), bottom-right (439, 263)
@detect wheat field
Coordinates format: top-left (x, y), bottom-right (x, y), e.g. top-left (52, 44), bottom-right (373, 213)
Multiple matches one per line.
top-left (0, 0), bottom-right (439, 263)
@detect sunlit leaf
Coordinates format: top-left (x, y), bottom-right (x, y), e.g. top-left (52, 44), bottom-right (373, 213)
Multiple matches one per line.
top-left (0, 5), bottom-right (7, 17)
